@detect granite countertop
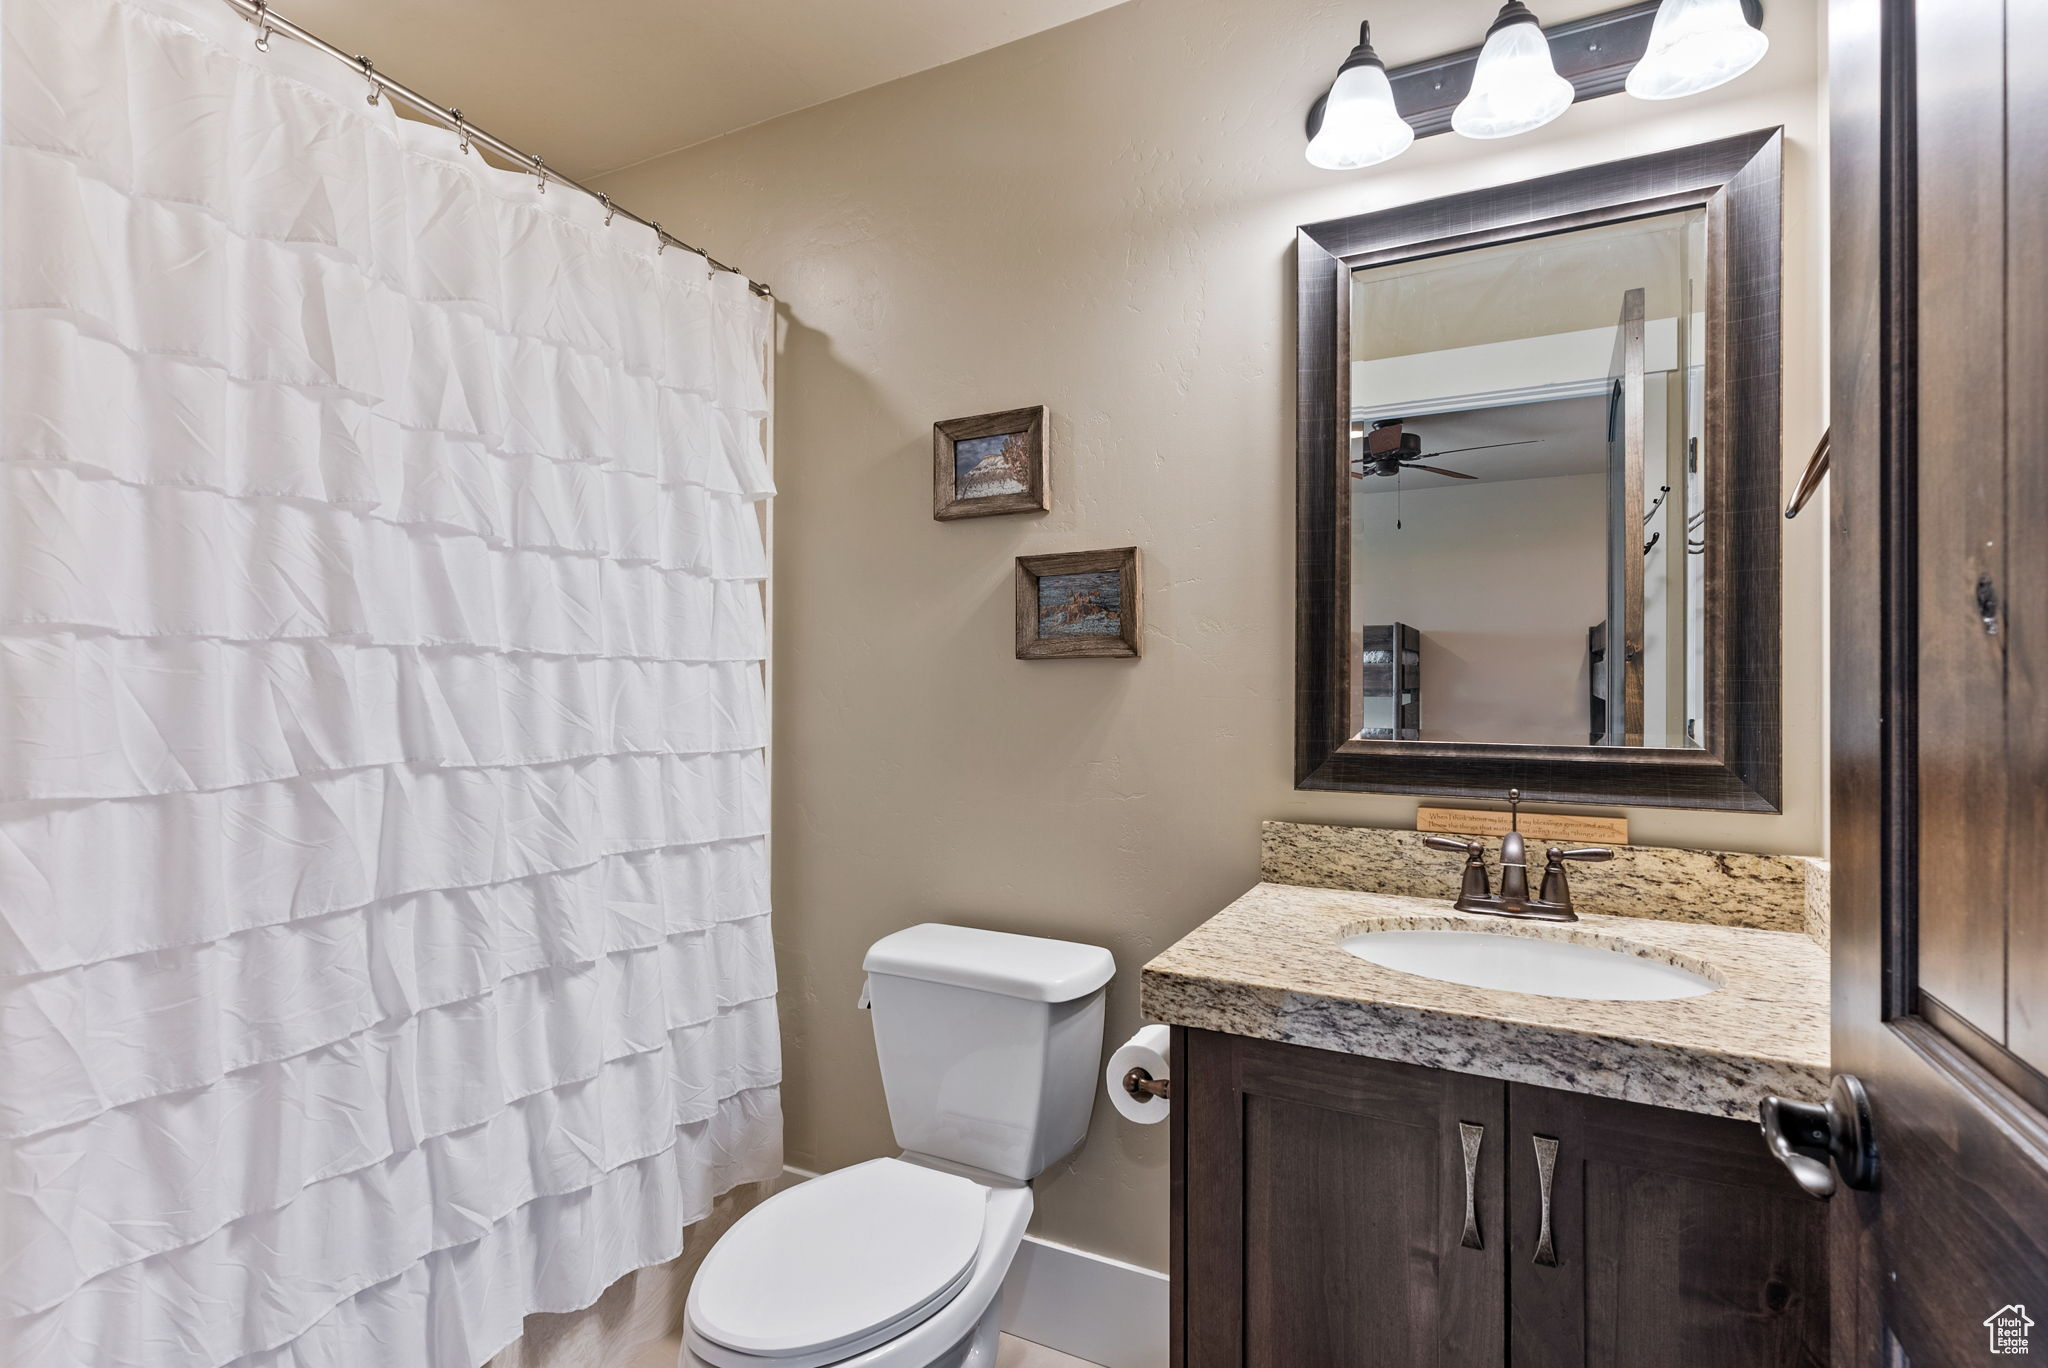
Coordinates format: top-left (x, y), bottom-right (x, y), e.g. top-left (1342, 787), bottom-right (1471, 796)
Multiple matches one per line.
top-left (1140, 880), bottom-right (1830, 1119)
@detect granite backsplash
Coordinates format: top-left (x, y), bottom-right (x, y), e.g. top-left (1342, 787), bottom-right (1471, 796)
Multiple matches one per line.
top-left (1261, 821), bottom-right (1829, 938)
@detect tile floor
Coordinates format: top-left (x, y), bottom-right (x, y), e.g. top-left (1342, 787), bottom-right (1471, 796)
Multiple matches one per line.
top-left (627, 1333), bottom-right (1100, 1367)
top-left (996, 1334), bottom-right (1102, 1367)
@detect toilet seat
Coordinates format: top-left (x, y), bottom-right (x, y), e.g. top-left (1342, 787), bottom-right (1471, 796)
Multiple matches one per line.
top-left (686, 1159), bottom-right (990, 1367)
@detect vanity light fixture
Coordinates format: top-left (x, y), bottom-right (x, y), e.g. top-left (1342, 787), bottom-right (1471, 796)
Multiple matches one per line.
top-left (1302, 3), bottom-right (1767, 171)
top-left (1452, 3), bottom-right (1575, 140)
top-left (1624, 0), bottom-right (1769, 100)
top-left (1304, 22), bottom-right (1415, 170)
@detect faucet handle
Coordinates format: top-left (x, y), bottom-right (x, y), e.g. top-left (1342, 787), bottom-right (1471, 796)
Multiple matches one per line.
top-left (1535, 846), bottom-right (1613, 918)
top-left (1425, 834), bottom-right (1493, 907)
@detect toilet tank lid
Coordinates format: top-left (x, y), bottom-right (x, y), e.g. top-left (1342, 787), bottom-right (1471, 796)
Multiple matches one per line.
top-left (864, 924), bottom-right (1114, 1002)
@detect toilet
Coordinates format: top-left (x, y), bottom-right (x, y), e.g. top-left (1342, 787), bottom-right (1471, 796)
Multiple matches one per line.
top-left (681, 923), bottom-right (1115, 1368)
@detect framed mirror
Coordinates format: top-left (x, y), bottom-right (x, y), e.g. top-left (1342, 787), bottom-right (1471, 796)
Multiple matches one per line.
top-left (1295, 130), bottom-right (1783, 811)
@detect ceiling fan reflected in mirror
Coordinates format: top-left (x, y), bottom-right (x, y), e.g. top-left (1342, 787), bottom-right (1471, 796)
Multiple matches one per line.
top-left (1348, 418), bottom-right (1538, 480)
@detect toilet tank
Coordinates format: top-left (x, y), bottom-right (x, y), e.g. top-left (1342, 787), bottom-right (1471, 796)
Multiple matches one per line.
top-left (862, 924), bottom-right (1114, 1182)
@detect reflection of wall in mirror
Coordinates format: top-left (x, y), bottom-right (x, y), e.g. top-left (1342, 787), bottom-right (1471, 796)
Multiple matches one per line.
top-left (1352, 475), bottom-right (1605, 746)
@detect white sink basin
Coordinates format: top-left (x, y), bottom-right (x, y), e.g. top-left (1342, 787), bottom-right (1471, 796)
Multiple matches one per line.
top-left (1339, 928), bottom-right (1718, 1001)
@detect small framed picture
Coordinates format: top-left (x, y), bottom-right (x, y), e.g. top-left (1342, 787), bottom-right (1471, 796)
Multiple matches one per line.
top-left (1015, 547), bottom-right (1141, 660)
top-left (933, 406), bottom-right (1049, 520)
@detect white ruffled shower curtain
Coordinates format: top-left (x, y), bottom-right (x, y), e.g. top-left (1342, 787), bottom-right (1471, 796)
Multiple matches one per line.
top-left (0, 0), bottom-right (782, 1363)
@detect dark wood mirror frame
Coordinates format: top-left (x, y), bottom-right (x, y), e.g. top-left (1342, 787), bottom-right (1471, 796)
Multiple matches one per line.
top-left (1295, 129), bottom-right (1784, 812)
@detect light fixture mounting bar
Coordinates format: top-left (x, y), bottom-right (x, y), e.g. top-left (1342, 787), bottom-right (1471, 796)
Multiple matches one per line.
top-left (1306, 0), bottom-right (1764, 140)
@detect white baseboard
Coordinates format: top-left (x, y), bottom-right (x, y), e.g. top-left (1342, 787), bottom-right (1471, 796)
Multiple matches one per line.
top-left (998, 1235), bottom-right (1168, 1368)
top-left (776, 1166), bottom-right (1167, 1368)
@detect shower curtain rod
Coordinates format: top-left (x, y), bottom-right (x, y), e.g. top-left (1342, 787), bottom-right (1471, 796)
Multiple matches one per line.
top-left (220, 0), bottom-right (772, 297)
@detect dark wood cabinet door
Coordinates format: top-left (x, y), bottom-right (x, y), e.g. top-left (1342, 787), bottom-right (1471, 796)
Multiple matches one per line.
top-left (1174, 1029), bottom-right (1505, 1368)
top-left (1507, 1083), bottom-right (1828, 1368)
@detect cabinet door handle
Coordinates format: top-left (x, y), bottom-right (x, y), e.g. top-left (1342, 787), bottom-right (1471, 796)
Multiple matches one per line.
top-left (1457, 1122), bottom-right (1485, 1250)
top-left (1531, 1135), bottom-right (1560, 1266)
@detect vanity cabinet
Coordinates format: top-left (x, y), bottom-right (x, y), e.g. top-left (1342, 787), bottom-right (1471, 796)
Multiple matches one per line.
top-left (1171, 1029), bottom-right (1828, 1368)
top-left (1175, 1024), bottom-right (1506, 1365)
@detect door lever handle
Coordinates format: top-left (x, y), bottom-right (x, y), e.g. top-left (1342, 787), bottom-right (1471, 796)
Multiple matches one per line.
top-left (1759, 1073), bottom-right (1877, 1198)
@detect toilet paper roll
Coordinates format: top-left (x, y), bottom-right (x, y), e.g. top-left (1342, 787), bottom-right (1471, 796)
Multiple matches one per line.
top-left (1106, 1024), bottom-right (1173, 1125)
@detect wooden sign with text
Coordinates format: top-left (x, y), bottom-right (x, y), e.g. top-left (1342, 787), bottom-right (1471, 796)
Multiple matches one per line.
top-left (1417, 806), bottom-right (1630, 846)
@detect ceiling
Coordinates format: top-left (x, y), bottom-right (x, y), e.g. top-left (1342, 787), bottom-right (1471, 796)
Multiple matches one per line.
top-left (272, 0), bottom-right (1135, 179)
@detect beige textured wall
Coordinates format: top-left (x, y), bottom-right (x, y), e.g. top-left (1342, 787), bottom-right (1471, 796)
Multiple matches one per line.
top-left (1355, 474), bottom-right (1609, 746)
top-left (598, 0), bottom-right (1827, 1274)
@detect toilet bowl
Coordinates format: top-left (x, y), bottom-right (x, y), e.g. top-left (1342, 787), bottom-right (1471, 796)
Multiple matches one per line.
top-left (680, 1159), bottom-right (1032, 1368)
top-left (678, 924), bottom-right (1114, 1368)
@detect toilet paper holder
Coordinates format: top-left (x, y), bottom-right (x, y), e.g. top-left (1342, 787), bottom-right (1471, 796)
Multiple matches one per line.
top-left (1121, 1066), bottom-right (1172, 1104)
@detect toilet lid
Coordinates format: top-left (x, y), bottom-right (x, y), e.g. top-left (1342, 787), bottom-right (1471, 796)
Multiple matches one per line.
top-left (687, 1158), bottom-right (989, 1360)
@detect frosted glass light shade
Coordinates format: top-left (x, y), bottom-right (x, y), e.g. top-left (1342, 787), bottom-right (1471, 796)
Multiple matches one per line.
top-left (1625, 0), bottom-right (1768, 100)
top-left (1451, 9), bottom-right (1574, 140)
top-left (1306, 61), bottom-right (1415, 170)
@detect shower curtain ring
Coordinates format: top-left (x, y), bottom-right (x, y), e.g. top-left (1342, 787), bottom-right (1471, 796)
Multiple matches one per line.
top-left (599, 193), bottom-right (614, 226)
top-left (252, 0), bottom-right (271, 51)
top-left (357, 55), bottom-right (379, 106)
top-left (450, 109), bottom-right (468, 155)
top-left (532, 156), bottom-right (547, 194)
top-left (654, 222), bottom-right (666, 254)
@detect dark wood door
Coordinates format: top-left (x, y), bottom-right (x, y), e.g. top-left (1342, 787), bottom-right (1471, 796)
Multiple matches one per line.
top-left (1507, 1083), bottom-right (1829, 1368)
top-left (1831, 0), bottom-right (2048, 1361)
top-left (1174, 1029), bottom-right (1505, 1368)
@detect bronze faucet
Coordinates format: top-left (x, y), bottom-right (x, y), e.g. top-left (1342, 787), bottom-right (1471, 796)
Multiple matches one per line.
top-left (1422, 789), bottom-right (1614, 922)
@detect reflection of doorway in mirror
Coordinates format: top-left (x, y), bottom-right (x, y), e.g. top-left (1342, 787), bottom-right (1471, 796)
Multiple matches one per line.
top-left (1638, 214), bottom-right (1709, 750)
top-left (1358, 622), bottom-right (1420, 740)
top-left (1351, 397), bottom-right (1609, 746)
top-left (1346, 209), bottom-right (1708, 749)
